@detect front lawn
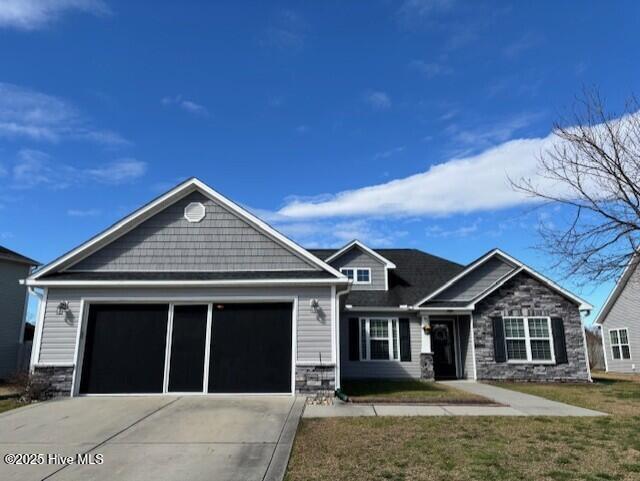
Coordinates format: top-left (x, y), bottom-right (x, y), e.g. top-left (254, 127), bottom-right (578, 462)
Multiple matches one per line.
top-left (286, 376), bottom-right (640, 481)
top-left (0, 398), bottom-right (22, 414)
top-left (494, 372), bottom-right (640, 416)
top-left (342, 380), bottom-right (493, 404)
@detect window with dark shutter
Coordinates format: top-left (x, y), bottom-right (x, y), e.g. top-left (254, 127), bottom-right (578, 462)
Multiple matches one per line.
top-left (551, 317), bottom-right (568, 364)
top-left (348, 318), bottom-right (360, 361)
top-left (492, 316), bottom-right (507, 362)
top-left (399, 318), bottom-right (411, 362)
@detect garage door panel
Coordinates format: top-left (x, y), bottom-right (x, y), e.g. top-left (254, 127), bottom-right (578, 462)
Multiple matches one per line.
top-left (80, 304), bottom-right (169, 394)
top-left (208, 303), bottom-right (292, 393)
top-left (168, 305), bottom-right (208, 393)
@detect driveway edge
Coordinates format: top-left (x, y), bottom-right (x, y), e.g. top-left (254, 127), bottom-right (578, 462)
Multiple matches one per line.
top-left (263, 396), bottom-right (305, 481)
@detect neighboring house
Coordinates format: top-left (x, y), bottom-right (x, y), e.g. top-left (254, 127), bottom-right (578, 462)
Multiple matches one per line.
top-left (595, 256), bottom-right (640, 373)
top-left (24, 178), bottom-right (592, 398)
top-left (0, 246), bottom-right (39, 380)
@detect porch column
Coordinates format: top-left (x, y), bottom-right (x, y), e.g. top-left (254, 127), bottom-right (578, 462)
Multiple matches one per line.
top-left (420, 315), bottom-right (435, 381)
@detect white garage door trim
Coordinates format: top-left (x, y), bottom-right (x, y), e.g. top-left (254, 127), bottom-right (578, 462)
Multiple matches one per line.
top-left (71, 296), bottom-right (298, 397)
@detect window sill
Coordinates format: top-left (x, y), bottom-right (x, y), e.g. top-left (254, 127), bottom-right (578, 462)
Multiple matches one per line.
top-left (506, 360), bottom-right (556, 365)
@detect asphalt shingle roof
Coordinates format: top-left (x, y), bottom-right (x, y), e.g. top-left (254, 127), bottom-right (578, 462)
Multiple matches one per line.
top-left (0, 246), bottom-right (39, 266)
top-left (309, 248), bottom-right (465, 307)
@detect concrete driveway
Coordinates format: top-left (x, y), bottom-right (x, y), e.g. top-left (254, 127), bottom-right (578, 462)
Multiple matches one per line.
top-left (0, 395), bottom-right (304, 481)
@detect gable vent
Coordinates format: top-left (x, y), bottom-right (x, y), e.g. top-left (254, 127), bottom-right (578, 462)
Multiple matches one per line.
top-left (184, 202), bottom-right (206, 223)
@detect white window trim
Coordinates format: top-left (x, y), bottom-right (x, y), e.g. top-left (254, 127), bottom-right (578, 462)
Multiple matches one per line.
top-left (503, 316), bottom-right (556, 365)
top-left (609, 328), bottom-right (632, 360)
top-left (359, 317), bottom-right (400, 361)
top-left (340, 267), bottom-right (372, 285)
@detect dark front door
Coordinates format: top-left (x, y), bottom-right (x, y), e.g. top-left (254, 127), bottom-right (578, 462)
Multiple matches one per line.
top-left (431, 319), bottom-right (457, 380)
top-left (208, 303), bottom-right (292, 393)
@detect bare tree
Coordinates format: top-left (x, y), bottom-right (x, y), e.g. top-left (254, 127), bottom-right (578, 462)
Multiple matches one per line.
top-left (511, 90), bottom-right (640, 284)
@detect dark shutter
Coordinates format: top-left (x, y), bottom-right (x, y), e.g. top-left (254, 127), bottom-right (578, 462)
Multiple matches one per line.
top-left (399, 318), bottom-right (411, 362)
top-left (348, 318), bottom-right (360, 361)
top-left (492, 316), bottom-right (507, 363)
top-left (551, 317), bottom-right (568, 364)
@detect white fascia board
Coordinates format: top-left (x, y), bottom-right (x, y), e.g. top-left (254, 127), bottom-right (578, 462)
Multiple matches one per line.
top-left (25, 278), bottom-right (350, 288)
top-left (594, 254), bottom-right (638, 325)
top-left (325, 240), bottom-right (396, 268)
top-left (30, 178), bottom-right (346, 281)
top-left (344, 306), bottom-right (414, 312)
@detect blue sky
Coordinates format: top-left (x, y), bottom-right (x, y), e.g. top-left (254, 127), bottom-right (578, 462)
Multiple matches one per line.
top-left (1, 0), bottom-right (638, 324)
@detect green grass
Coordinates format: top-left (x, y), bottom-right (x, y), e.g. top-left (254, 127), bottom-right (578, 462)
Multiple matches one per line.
top-left (286, 376), bottom-right (640, 481)
top-left (494, 372), bottom-right (640, 416)
top-left (0, 398), bottom-right (23, 414)
top-left (342, 379), bottom-right (493, 404)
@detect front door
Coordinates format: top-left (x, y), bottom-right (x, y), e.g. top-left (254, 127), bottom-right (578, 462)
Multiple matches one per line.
top-left (431, 320), bottom-right (457, 380)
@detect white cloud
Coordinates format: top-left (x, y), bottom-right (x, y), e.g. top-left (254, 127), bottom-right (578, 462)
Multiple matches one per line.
top-left (10, 149), bottom-right (146, 189)
top-left (374, 146), bottom-right (405, 160)
top-left (0, 83), bottom-right (129, 145)
top-left (263, 9), bottom-right (306, 52)
top-left (410, 60), bottom-right (453, 78)
top-left (277, 134), bottom-right (557, 219)
top-left (0, 0), bottom-right (110, 30)
top-left (363, 91), bottom-right (391, 111)
top-left (67, 208), bottom-right (100, 217)
top-left (503, 32), bottom-right (543, 59)
top-left (426, 219), bottom-right (480, 238)
top-left (398, 0), bottom-right (456, 18)
top-left (161, 95), bottom-right (208, 117)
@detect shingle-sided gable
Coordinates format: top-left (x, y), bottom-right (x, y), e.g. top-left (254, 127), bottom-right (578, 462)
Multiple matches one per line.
top-left (68, 191), bottom-right (319, 272)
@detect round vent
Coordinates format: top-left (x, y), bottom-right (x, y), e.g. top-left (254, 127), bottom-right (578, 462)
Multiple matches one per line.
top-left (184, 202), bottom-right (206, 223)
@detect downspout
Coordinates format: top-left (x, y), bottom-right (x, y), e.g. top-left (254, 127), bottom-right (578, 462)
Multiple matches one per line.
top-left (27, 286), bottom-right (44, 372)
top-left (334, 282), bottom-right (352, 392)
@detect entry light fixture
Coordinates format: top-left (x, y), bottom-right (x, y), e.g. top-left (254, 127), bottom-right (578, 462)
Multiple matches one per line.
top-left (57, 301), bottom-right (70, 315)
top-left (309, 298), bottom-right (320, 312)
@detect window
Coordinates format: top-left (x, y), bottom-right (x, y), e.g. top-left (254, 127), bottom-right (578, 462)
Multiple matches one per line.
top-left (341, 267), bottom-right (371, 284)
top-left (609, 328), bottom-right (631, 360)
top-left (359, 318), bottom-right (400, 361)
top-left (503, 316), bottom-right (554, 363)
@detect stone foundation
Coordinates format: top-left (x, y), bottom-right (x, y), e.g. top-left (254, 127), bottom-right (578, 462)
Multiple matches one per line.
top-left (420, 353), bottom-right (435, 381)
top-left (474, 271), bottom-right (590, 382)
top-left (295, 365), bottom-right (335, 394)
top-left (31, 366), bottom-right (74, 399)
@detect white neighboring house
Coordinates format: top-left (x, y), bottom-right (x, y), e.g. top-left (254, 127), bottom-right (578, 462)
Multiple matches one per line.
top-left (595, 256), bottom-right (640, 373)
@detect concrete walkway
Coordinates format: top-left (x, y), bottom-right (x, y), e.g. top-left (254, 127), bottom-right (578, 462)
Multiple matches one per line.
top-left (303, 381), bottom-right (605, 418)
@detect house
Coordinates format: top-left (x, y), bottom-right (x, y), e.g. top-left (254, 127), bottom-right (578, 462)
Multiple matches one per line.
top-left (23, 178), bottom-right (592, 397)
top-left (0, 246), bottom-right (39, 380)
top-left (595, 255), bottom-right (640, 373)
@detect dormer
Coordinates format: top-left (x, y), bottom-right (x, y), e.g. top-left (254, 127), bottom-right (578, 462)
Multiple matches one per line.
top-left (324, 240), bottom-right (396, 291)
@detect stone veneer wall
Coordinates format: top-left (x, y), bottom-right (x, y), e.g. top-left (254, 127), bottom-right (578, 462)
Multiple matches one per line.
top-left (474, 272), bottom-right (590, 382)
top-left (419, 353), bottom-right (434, 381)
top-left (295, 366), bottom-right (335, 394)
top-left (31, 366), bottom-right (74, 399)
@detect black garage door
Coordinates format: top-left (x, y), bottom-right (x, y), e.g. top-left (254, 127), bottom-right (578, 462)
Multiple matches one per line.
top-left (208, 303), bottom-right (292, 393)
top-left (79, 304), bottom-right (169, 394)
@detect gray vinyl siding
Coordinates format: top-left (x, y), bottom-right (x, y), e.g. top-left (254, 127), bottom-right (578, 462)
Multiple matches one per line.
top-left (37, 286), bottom-right (334, 366)
top-left (70, 192), bottom-right (317, 272)
top-left (601, 263), bottom-right (640, 373)
top-left (0, 261), bottom-right (31, 378)
top-left (329, 247), bottom-right (387, 291)
top-left (340, 312), bottom-right (421, 379)
top-left (434, 257), bottom-right (515, 302)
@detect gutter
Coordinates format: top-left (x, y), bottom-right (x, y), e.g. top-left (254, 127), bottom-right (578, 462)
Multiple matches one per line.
top-left (21, 278), bottom-right (350, 288)
top-left (334, 282), bottom-right (352, 391)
